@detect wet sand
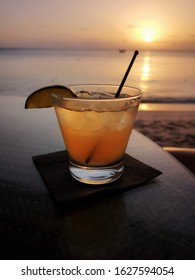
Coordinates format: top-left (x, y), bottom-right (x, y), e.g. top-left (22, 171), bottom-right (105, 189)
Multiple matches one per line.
top-left (135, 106), bottom-right (195, 148)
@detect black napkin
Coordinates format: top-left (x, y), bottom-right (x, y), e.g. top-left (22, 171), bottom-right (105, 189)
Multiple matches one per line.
top-left (33, 150), bottom-right (162, 211)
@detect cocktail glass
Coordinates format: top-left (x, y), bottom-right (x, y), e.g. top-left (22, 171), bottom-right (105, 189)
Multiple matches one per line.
top-left (52, 84), bottom-right (142, 185)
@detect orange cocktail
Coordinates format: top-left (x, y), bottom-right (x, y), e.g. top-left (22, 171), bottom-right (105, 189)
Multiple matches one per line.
top-left (52, 85), bottom-right (142, 184)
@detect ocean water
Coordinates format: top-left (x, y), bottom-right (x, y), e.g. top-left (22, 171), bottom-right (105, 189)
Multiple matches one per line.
top-left (0, 48), bottom-right (195, 103)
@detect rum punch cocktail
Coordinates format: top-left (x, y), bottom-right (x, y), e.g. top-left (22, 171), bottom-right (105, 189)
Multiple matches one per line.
top-left (52, 85), bottom-right (142, 184)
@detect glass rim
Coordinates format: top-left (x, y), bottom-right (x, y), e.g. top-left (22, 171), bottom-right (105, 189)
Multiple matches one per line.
top-left (52, 84), bottom-right (142, 102)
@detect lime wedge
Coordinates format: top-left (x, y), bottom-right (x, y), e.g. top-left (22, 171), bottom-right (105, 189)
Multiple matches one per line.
top-left (25, 85), bottom-right (76, 109)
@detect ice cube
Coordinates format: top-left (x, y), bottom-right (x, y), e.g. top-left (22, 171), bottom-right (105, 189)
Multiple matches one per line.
top-left (76, 90), bottom-right (93, 98)
top-left (76, 91), bottom-right (114, 99)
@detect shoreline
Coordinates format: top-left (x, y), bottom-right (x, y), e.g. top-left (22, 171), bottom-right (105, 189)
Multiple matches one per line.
top-left (135, 108), bottom-right (195, 148)
top-left (139, 103), bottom-right (195, 112)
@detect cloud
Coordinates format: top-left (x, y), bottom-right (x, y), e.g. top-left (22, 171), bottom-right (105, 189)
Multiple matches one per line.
top-left (127, 25), bottom-right (138, 29)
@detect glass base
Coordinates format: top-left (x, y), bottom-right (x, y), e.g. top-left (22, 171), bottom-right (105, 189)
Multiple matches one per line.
top-left (69, 160), bottom-right (124, 185)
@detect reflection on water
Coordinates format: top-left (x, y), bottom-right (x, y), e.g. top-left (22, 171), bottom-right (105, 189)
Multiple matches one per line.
top-left (139, 103), bottom-right (195, 111)
top-left (140, 55), bottom-right (151, 92)
top-left (141, 56), bottom-right (150, 81)
top-left (139, 103), bottom-right (150, 111)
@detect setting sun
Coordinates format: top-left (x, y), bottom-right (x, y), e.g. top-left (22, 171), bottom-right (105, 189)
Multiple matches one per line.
top-left (144, 28), bottom-right (155, 42)
top-left (140, 23), bottom-right (159, 43)
top-left (135, 21), bottom-right (164, 46)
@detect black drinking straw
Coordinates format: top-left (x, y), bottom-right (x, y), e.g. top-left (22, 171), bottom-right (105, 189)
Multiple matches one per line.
top-left (115, 50), bottom-right (139, 98)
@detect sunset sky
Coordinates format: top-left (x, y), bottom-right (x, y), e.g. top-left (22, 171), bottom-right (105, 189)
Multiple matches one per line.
top-left (1, 0), bottom-right (195, 51)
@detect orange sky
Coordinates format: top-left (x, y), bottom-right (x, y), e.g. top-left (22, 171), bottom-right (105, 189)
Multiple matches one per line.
top-left (0, 0), bottom-right (195, 51)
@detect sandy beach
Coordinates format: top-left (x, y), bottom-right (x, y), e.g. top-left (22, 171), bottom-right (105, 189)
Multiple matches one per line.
top-left (135, 104), bottom-right (195, 148)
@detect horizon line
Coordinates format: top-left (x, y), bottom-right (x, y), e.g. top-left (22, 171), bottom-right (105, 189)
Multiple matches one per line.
top-left (0, 47), bottom-right (195, 53)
